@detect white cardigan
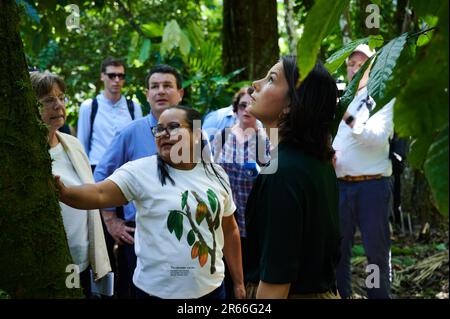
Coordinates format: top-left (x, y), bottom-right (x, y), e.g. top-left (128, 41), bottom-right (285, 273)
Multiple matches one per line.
top-left (56, 131), bottom-right (111, 280)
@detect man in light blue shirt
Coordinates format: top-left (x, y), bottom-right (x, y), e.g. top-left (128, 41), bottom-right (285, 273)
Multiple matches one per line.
top-left (77, 57), bottom-right (143, 169)
top-left (93, 64), bottom-right (184, 298)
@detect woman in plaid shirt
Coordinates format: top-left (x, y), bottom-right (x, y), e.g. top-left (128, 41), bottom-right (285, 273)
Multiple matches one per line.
top-left (211, 87), bottom-right (271, 297)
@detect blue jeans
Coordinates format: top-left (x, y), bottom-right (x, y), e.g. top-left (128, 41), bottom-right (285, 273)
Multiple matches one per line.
top-left (336, 178), bottom-right (393, 299)
top-left (136, 281), bottom-right (226, 299)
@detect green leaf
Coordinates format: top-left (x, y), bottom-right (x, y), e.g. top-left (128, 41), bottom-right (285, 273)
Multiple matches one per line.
top-left (173, 212), bottom-right (184, 241)
top-left (214, 213), bottom-right (220, 230)
top-left (167, 210), bottom-right (176, 233)
top-left (332, 57), bottom-right (373, 137)
top-left (127, 31), bottom-right (140, 65)
top-left (161, 19), bottom-right (181, 56)
top-left (407, 136), bottom-right (434, 169)
top-left (18, 0), bottom-right (40, 23)
top-left (179, 30), bottom-right (192, 57)
top-left (138, 39), bottom-right (151, 63)
top-left (411, 0), bottom-right (443, 18)
top-left (141, 22), bottom-right (164, 38)
top-left (185, 22), bottom-right (204, 48)
top-left (416, 34), bottom-right (431, 47)
top-left (368, 33), bottom-right (407, 109)
top-left (181, 190), bottom-right (188, 210)
top-left (206, 189), bottom-right (218, 215)
top-left (297, 0), bottom-right (350, 80)
top-left (187, 230), bottom-right (196, 246)
top-left (352, 245), bottom-right (365, 256)
top-left (368, 34), bottom-right (384, 50)
top-left (168, 210), bottom-right (184, 240)
top-left (424, 126), bottom-right (449, 215)
top-left (325, 37), bottom-right (369, 74)
top-left (394, 2), bottom-right (448, 138)
top-left (224, 67), bottom-right (246, 80)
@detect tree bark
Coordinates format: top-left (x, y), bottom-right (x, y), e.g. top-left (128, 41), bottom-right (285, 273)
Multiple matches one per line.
top-left (284, 0), bottom-right (298, 55)
top-left (223, 0), bottom-right (279, 81)
top-left (0, 1), bottom-right (81, 298)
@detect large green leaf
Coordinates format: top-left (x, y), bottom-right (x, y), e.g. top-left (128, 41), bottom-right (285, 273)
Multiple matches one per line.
top-left (407, 135), bottom-right (434, 169)
top-left (325, 37), bottom-right (369, 74)
top-left (138, 39), bottom-right (151, 63)
top-left (368, 33), bottom-right (407, 110)
top-left (394, 2), bottom-right (448, 138)
top-left (424, 126), bottom-right (449, 215)
top-left (297, 0), bottom-right (350, 80)
top-left (332, 56), bottom-right (374, 137)
top-left (411, 0), bottom-right (443, 18)
top-left (161, 19), bottom-right (181, 56)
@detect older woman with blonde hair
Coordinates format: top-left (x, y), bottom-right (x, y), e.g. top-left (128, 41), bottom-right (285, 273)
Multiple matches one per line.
top-left (30, 71), bottom-right (111, 297)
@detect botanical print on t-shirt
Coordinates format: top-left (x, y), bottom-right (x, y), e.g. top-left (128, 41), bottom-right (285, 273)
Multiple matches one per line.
top-left (167, 188), bottom-right (222, 275)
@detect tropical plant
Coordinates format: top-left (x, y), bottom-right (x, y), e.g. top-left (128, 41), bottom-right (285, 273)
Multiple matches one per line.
top-left (297, 0), bottom-right (448, 216)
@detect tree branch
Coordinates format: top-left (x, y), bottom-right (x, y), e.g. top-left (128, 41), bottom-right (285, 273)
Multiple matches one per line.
top-left (407, 27), bottom-right (437, 39)
top-left (116, 0), bottom-right (149, 39)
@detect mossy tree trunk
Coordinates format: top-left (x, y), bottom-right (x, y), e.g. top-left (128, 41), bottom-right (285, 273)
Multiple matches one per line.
top-left (223, 0), bottom-right (279, 81)
top-left (0, 1), bottom-right (82, 298)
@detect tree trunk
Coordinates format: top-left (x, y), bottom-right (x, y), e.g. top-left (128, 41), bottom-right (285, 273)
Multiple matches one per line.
top-left (0, 1), bottom-right (81, 298)
top-left (223, 0), bottom-right (279, 81)
top-left (340, 5), bottom-right (352, 44)
top-left (284, 0), bottom-right (298, 55)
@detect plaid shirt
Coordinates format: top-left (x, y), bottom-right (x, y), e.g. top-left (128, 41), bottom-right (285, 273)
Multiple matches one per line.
top-left (212, 130), bottom-right (271, 237)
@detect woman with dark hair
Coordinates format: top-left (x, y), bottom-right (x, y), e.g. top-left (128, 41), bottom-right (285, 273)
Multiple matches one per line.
top-left (245, 56), bottom-right (341, 299)
top-left (55, 105), bottom-right (245, 299)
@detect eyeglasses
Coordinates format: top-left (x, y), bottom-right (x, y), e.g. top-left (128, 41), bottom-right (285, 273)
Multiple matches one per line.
top-left (238, 102), bottom-right (249, 110)
top-left (151, 122), bottom-right (189, 138)
top-left (106, 73), bottom-right (126, 80)
top-left (40, 94), bottom-right (68, 108)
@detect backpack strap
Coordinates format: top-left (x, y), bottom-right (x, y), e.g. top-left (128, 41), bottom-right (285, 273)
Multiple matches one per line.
top-left (88, 97), bottom-right (99, 154)
top-left (126, 98), bottom-right (135, 120)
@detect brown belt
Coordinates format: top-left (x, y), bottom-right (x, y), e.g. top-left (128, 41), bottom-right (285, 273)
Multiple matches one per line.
top-left (339, 174), bottom-right (383, 182)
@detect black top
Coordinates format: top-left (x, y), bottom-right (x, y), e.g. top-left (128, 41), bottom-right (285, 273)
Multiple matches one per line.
top-left (245, 142), bottom-right (341, 294)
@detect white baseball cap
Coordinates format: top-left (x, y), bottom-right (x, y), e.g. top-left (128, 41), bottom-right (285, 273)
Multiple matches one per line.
top-left (351, 44), bottom-right (375, 58)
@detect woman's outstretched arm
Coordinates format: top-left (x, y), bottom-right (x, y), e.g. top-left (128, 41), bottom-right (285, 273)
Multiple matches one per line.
top-left (55, 176), bottom-right (128, 210)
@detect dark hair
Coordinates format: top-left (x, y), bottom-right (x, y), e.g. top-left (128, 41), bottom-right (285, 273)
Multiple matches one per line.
top-left (29, 71), bottom-right (66, 99)
top-left (100, 57), bottom-right (125, 73)
top-left (232, 87), bottom-right (250, 113)
top-left (145, 64), bottom-right (183, 90)
top-left (279, 55), bottom-right (338, 162)
top-left (156, 105), bottom-right (229, 193)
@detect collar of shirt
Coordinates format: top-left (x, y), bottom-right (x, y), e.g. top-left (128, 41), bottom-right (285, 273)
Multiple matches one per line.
top-left (147, 112), bottom-right (158, 127)
top-left (98, 92), bottom-right (125, 108)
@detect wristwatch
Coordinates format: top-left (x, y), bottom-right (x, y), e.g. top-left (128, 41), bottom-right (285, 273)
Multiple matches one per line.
top-left (345, 115), bottom-right (355, 125)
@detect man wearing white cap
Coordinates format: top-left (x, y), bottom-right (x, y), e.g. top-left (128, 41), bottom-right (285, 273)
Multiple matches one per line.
top-left (332, 44), bottom-right (394, 299)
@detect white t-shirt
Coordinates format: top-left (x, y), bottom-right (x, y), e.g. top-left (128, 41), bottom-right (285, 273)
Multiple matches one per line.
top-left (108, 155), bottom-right (236, 298)
top-left (49, 143), bottom-right (89, 272)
